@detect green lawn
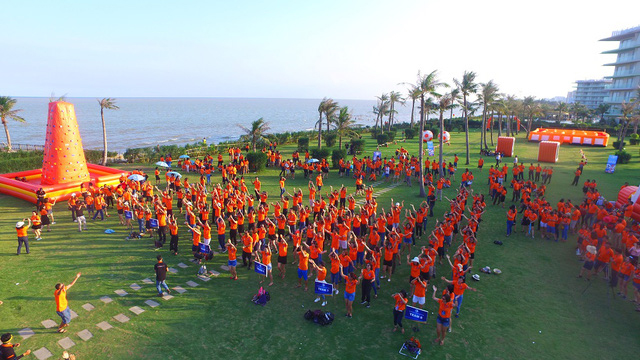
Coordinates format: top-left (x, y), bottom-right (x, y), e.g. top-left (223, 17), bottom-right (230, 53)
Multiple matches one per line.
top-left (1, 130), bottom-right (639, 360)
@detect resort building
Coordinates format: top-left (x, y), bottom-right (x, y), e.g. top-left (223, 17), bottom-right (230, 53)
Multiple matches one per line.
top-left (601, 25), bottom-right (640, 119)
top-left (573, 80), bottom-right (611, 109)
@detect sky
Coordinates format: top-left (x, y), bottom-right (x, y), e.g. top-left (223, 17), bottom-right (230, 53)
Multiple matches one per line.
top-left (2, 0), bottom-right (640, 100)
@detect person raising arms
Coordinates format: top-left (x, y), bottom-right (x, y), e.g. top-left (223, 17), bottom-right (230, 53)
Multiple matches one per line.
top-left (340, 264), bottom-right (359, 318)
top-left (432, 285), bottom-right (456, 346)
top-left (392, 290), bottom-right (409, 334)
top-left (226, 239), bottom-right (238, 280)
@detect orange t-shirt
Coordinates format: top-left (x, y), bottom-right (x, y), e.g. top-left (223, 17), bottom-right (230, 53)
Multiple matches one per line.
top-left (298, 250), bottom-right (309, 270)
top-left (55, 287), bottom-right (68, 312)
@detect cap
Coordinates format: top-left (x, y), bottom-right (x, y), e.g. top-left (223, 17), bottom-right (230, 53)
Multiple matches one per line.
top-left (586, 245), bottom-right (597, 255)
top-left (16, 221), bottom-right (25, 228)
top-left (411, 257), bottom-right (419, 263)
top-left (1, 333), bottom-right (12, 343)
top-left (71, 193), bottom-right (76, 197)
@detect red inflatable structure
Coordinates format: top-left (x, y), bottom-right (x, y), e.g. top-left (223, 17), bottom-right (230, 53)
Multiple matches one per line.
top-left (616, 185), bottom-right (640, 222)
top-left (528, 128), bottom-right (609, 147)
top-left (0, 101), bottom-right (124, 204)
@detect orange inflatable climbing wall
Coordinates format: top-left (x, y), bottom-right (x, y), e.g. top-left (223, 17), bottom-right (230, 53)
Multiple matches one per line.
top-left (41, 101), bottom-right (91, 185)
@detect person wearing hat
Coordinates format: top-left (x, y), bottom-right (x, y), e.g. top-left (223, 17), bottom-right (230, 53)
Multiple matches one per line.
top-left (74, 199), bottom-right (87, 232)
top-left (54, 273), bottom-right (81, 333)
top-left (15, 218), bottom-right (31, 255)
top-left (0, 333), bottom-right (31, 359)
top-left (578, 245), bottom-right (597, 280)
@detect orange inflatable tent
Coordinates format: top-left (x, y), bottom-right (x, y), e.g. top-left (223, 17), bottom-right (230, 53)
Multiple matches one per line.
top-left (496, 136), bottom-right (515, 157)
top-left (616, 186), bottom-right (640, 222)
top-left (538, 141), bottom-right (559, 163)
top-left (528, 128), bottom-right (609, 147)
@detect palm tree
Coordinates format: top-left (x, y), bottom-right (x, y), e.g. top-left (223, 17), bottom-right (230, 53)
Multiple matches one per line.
top-left (375, 93), bottom-right (389, 133)
top-left (454, 71), bottom-right (478, 165)
top-left (334, 106), bottom-right (358, 149)
top-left (238, 118), bottom-right (271, 152)
top-left (0, 96), bottom-right (25, 151)
top-left (555, 102), bottom-right (568, 122)
top-left (436, 94), bottom-right (453, 178)
top-left (387, 91), bottom-right (404, 131)
top-left (414, 70), bottom-right (447, 197)
top-left (617, 100), bottom-right (639, 150)
top-left (447, 88), bottom-right (460, 132)
top-left (596, 103), bottom-right (611, 123)
top-left (316, 98), bottom-right (338, 148)
top-left (477, 81), bottom-right (499, 149)
top-left (98, 98), bottom-right (119, 165)
top-left (407, 86), bottom-right (421, 128)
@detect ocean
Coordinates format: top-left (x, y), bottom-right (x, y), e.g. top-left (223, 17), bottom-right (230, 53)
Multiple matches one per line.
top-left (8, 97), bottom-right (416, 152)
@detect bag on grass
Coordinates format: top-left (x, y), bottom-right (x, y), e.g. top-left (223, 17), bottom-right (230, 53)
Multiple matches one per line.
top-left (304, 310), bottom-right (314, 321)
top-left (198, 265), bottom-right (207, 275)
top-left (319, 311), bottom-right (334, 326)
top-left (312, 310), bottom-right (323, 324)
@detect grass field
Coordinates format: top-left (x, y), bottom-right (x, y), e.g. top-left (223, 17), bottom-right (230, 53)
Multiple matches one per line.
top-left (1, 130), bottom-right (639, 360)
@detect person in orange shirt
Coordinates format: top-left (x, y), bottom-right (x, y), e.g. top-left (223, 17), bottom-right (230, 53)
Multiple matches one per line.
top-left (411, 276), bottom-right (428, 308)
top-left (168, 216), bottom-right (179, 255)
top-left (29, 211), bottom-right (42, 241)
top-left (340, 264), bottom-right (359, 318)
top-left (359, 262), bottom-right (376, 307)
top-left (15, 218), bottom-right (31, 255)
top-left (256, 243), bottom-right (274, 286)
top-left (309, 259), bottom-right (329, 306)
top-left (54, 272), bottom-right (82, 333)
top-left (506, 205), bottom-right (517, 237)
top-left (296, 243), bottom-right (311, 291)
top-left (391, 290), bottom-right (409, 333)
top-left (432, 285), bottom-right (456, 345)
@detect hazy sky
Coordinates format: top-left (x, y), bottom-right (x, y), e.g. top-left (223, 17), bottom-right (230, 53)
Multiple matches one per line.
top-left (3, 0), bottom-right (639, 100)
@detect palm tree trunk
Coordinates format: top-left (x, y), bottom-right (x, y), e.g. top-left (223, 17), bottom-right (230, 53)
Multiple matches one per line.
top-left (498, 115), bottom-right (502, 137)
top-left (317, 113), bottom-right (323, 148)
top-left (619, 121), bottom-right (630, 151)
top-left (410, 99), bottom-right (415, 128)
top-left (464, 95), bottom-right (470, 165)
top-left (388, 103), bottom-right (394, 132)
top-left (101, 108), bottom-right (108, 166)
top-left (418, 96), bottom-right (426, 198)
top-left (490, 111), bottom-right (495, 146)
top-left (2, 118), bottom-right (12, 151)
top-left (438, 110), bottom-right (445, 178)
top-left (339, 135), bottom-right (342, 150)
top-left (481, 108), bottom-right (486, 150)
top-left (448, 107), bottom-right (453, 131)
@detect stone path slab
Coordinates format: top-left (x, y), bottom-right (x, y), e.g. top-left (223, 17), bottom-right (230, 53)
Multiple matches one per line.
top-left (114, 289), bottom-right (128, 296)
top-left (33, 347), bottom-right (53, 360)
top-left (189, 259), bottom-right (198, 263)
top-left (144, 299), bottom-right (160, 308)
top-left (77, 329), bottom-right (93, 341)
top-left (58, 337), bottom-right (75, 350)
top-left (100, 296), bottom-right (113, 304)
top-left (18, 328), bottom-right (35, 339)
top-left (168, 267), bottom-right (178, 274)
top-left (162, 294), bottom-right (174, 301)
top-left (96, 321), bottom-right (113, 331)
top-left (198, 275), bottom-right (211, 282)
top-left (113, 313), bottom-right (130, 323)
top-left (82, 303), bottom-right (95, 311)
top-left (186, 280), bottom-right (199, 287)
top-left (130, 283), bottom-right (142, 291)
top-left (41, 319), bottom-right (57, 329)
top-left (142, 278), bottom-right (154, 284)
top-left (129, 306), bottom-right (145, 315)
top-left (177, 262), bottom-right (189, 268)
top-left (172, 286), bottom-right (187, 294)
top-left (70, 309), bottom-right (78, 319)
top-left (220, 265), bottom-right (230, 271)
top-left (209, 270), bottom-right (220, 277)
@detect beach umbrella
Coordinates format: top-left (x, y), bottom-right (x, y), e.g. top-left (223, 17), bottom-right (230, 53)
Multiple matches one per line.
top-left (179, 155), bottom-right (190, 159)
top-left (307, 158), bottom-right (320, 164)
top-left (155, 161), bottom-right (170, 168)
top-left (128, 174), bottom-right (145, 181)
top-left (167, 171), bottom-right (182, 178)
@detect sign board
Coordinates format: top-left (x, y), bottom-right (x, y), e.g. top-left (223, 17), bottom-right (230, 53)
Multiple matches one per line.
top-left (605, 155), bottom-right (618, 174)
top-left (314, 280), bottom-right (333, 295)
top-left (373, 151), bottom-right (382, 161)
top-left (404, 305), bottom-right (429, 323)
top-left (254, 262), bottom-right (267, 275)
top-left (427, 141), bottom-right (435, 156)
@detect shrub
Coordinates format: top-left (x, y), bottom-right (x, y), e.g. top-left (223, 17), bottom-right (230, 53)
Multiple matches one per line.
top-left (350, 139), bottom-right (365, 154)
top-left (370, 129), bottom-right (380, 139)
top-left (386, 131), bottom-right (397, 142)
top-left (331, 149), bottom-right (347, 169)
top-left (310, 147), bottom-right (331, 161)
top-left (246, 151), bottom-right (267, 172)
top-left (612, 141), bottom-right (625, 149)
top-left (404, 128), bottom-right (417, 139)
top-left (614, 150), bottom-right (632, 164)
top-left (124, 148), bottom-right (151, 163)
top-left (377, 134), bottom-right (389, 145)
top-left (324, 133), bottom-right (337, 147)
top-left (84, 150), bottom-right (117, 164)
top-left (0, 152), bottom-right (43, 173)
top-left (629, 133), bottom-right (639, 145)
top-left (297, 137), bottom-right (309, 151)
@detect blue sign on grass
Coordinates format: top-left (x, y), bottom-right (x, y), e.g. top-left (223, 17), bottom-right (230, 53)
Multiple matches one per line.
top-left (254, 262), bottom-right (267, 275)
top-left (605, 155), bottom-right (618, 174)
top-left (427, 141), bottom-right (434, 156)
top-left (405, 305), bottom-right (429, 322)
top-left (315, 281), bottom-right (333, 295)
top-left (124, 210), bottom-right (133, 219)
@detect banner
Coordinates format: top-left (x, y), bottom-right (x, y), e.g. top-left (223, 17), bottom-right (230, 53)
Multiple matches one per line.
top-left (149, 218), bottom-right (159, 228)
top-left (605, 155), bottom-right (618, 174)
top-left (315, 281), bottom-right (333, 295)
top-left (124, 210), bottom-right (133, 219)
top-left (516, 117), bottom-right (521, 131)
top-left (486, 117), bottom-right (492, 130)
top-left (373, 151), bottom-right (381, 161)
top-left (404, 305), bottom-right (429, 322)
top-left (427, 141), bottom-right (434, 156)
top-left (254, 261), bottom-right (267, 275)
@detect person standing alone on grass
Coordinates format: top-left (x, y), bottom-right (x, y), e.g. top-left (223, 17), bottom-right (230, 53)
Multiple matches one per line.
top-left (154, 255), bottom-right (171, 297)
top-left (571, 168), bottom-right (582, 186)
top-left (54, 273), bottom-right (81, 333)
top-left (15, 219), bottom-right (31, 255)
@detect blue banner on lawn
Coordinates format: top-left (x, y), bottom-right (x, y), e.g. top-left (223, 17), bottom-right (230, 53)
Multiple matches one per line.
top-left (605, 155), bottom-right (618, 174)
top-left (149, 218), bottom-right (159, 228)
top-left (373, 151), bottom-right (381, 161)
top-left (254, 262), bottom-right (267, 275)
top-left (427, 141), bottom-right (434, 156)
top-left (404, 305), bottom-right (429, 323)
top-left (124, 210), bottom-right (133, 219)
top-left (315, 281), bottom-right (333, 295)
